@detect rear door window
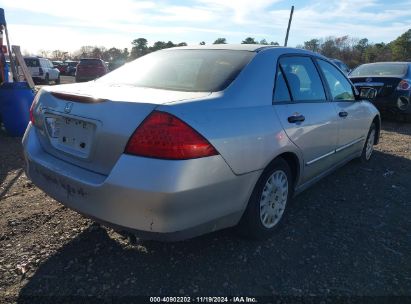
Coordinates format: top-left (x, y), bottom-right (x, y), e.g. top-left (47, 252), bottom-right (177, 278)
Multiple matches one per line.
top-left (279, 56), bottom-right (326, 102)
top-left (317, 59), bottom-right (355, 101)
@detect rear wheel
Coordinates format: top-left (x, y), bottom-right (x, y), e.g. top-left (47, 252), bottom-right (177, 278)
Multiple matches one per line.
top-left (55, 75), bottom-right (61, 84)
top-left (238, 158), bottom-right (293, 240)
top-left (44, 74), bottom-right (50, 85)
top-left (360, 123), bottom-right (376, 162)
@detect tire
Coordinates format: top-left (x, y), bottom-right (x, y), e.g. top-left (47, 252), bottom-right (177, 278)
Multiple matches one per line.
top-left (238, 158), bottom-right (293, 240)
top-left (44, 74), bottom-right (50, 85)
top-left (55, 75), bottom-right (60, 84)
top-left (360, 122), bottom-right (376, 162)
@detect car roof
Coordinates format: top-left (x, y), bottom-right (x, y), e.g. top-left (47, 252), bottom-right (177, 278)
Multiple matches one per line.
top-left (170, 44), bottom-right (281, 52)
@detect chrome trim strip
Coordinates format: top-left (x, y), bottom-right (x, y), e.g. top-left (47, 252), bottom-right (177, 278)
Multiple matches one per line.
top-left (306, 150), bottom-right (335, 166)
top-left (335, 136), bottom-right (365, 153)
top-left (306, 136), bottom-right (365, 166)
top-left (353, 82), bottom-right (384, 87)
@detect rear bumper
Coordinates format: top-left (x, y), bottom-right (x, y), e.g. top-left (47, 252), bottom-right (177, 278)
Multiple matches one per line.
top-left (371, 93), bottom-right (411, 114)
top-left (22, 125), bottom-right (259, 241)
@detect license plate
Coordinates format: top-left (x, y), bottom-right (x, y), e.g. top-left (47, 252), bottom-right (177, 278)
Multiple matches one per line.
top-left (45, 115), bottom-right (95, 157)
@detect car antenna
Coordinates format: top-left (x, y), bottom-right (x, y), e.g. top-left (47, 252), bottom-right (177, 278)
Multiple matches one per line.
top-left (284, 5), bottom-right (294, 47)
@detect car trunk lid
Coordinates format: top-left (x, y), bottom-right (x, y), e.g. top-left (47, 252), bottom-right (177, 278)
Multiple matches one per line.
top-left (349, 76), bottom-right (402, 97)
top-left (33, 83), bottom-right (210, 175)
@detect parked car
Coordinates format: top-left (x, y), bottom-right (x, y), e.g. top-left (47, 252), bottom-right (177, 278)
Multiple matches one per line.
top-left (23, 45), bottom-right (380, 241)
top-left (75, 58), bottom-right (108, 82)
top-left (65, 60), bottom-right (78, 76)
top-left (52, 61), bottom-right (67, 75)
top-left (24, 57), bottom-right (60, 84)
top-left (349, 62), bottom-right (411, 120)
top-left (52, 60), bottom-right (63, 68)
top-left (331, 58), bottom-right (351, 74)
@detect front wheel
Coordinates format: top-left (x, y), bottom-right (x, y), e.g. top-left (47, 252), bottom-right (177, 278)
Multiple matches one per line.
top-left (238, 158), bottom-right (293, 240)
top-left (360, 123), bottom-right (376, 162)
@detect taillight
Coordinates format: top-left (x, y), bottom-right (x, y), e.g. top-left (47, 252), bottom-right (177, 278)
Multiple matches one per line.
top-left (39, 67), bottom-right (43, 76)
top-left (125, 111), bottom-right (219, 160)
top-left (29, 102), bottom-right (35, 124)
top-left (30, 91), bottom-right (41, 125)
top-left (397, 80), bottom-right (411, 91)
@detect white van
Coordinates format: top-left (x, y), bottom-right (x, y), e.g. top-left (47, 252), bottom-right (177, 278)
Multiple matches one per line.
top-left (24, 57), bottom-right (60, 84)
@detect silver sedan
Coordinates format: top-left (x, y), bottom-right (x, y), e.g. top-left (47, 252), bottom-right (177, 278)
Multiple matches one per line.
top-left (23, 45), bottom-right (380, 241)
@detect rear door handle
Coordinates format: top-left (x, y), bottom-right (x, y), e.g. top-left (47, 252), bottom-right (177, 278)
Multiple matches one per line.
top-left (339, 111), bottom-right (348, 118)
top-left (287, 114), bottom-right (305, 123)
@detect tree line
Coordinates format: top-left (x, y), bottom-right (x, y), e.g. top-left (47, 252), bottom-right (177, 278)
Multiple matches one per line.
top-left (298, 29), bottom-right (411, 68)
top-left (37, 29), bottom-right (410, 70)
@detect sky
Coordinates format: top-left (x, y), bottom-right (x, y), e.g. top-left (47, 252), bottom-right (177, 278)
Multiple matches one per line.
top-left (1, 0), bottom-right (410, 55)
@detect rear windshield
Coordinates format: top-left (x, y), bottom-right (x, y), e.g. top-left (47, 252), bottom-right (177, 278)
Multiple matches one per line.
top-left (79, 59), bottom-right (102, 65)
top-left (24, 58), bottom-right (40, 67)
top-left (351, 63), bottom-right (408, 77)
top-left (96, 49), bottom-right (255, 92)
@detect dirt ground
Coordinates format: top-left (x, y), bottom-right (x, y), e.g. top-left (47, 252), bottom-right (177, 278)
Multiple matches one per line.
top-left (0, 119), bottom-right (410, 303)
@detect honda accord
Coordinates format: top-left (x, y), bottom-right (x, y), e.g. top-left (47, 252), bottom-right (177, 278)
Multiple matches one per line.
top-left (23, 45), bottom-right (380, 241)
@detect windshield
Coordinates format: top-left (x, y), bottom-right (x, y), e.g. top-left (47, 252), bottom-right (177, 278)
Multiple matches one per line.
top-left (96, 49), bottom-right (255, 92)
top-left (351, 63), bottom-right (408, 77)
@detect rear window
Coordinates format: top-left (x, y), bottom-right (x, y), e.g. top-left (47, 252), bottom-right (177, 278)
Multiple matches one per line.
top-left (351, 63), bottom-right (408, 77)
top-left (96, 49), bottom-right (255, 92)
top-left (79, 59), bottom-right (103, 66)
top-left (24, 58), bottom-right (40, 67)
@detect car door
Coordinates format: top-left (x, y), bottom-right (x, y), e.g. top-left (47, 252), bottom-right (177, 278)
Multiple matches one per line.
top-left (316, 59), bottom-right (370, 161)
top-left (273, 55), bottom-right (340, 184)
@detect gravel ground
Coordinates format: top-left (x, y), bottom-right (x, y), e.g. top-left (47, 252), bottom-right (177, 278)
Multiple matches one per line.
top-left (0, 120), bottom-right (410, 303)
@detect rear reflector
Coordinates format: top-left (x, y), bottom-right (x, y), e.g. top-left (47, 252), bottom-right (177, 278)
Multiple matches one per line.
top-left (125, 111), bottom-right (219, 160)
top-left (51, 92), bottom-right (107, 103)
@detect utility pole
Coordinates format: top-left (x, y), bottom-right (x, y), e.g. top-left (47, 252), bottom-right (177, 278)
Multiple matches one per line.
top-left (0, 8), bottom-right (18, 81)
top-left (284, 5), bottom-right (294, 47)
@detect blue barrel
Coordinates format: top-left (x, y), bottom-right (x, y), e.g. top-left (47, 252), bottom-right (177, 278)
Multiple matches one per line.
top-left (0, 82), bottom-right (35, 137)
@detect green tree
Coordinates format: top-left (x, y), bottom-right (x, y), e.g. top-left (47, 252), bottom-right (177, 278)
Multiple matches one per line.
top-left (199, 41), bottom-right (206, 45)
top-left (259, 39), bottom-right (268, 45)
top-left (130, 38), bottom-right (148, 59)
top-left (391, 29), bottom-right (411, 61)
top-left (242, 37), bottom-right (257, 44)
top-left (213, 38), bottom-right (227, 44)
top-left (304, 39), bottom-right (320, 52)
